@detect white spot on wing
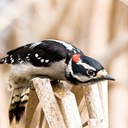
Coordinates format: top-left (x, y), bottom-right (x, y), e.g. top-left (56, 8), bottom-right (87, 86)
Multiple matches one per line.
top-left (9, 55), bottom-right (14, 63)
top-left (37, 57), bottom-right (41, 60)
top-left (11, 59), bottom-right (14, 63)
top-left (45, 60), bottom-right (49, 63)
top-left (10, 55), bottom-right (13, 60)
top-left (41, 59), bottom-right (44, 62)
top-left (17, 57), bottom-right (24, 63)
top-left (2, 58), bottom-right (7, 63)
top-left (35, 53), bottom-right (39, 58)
top-left (1, 59), bottom-right (4, 62)
top-left (19, 60), bottom-right (24, 63)
top-left (18, 58), bottom-right (21, 61)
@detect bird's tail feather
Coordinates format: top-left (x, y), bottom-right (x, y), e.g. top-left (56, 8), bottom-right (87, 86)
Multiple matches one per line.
top-left (9, 87), bottom-right (30, 123)
top-left (0, 56), bottom-right (10, 64)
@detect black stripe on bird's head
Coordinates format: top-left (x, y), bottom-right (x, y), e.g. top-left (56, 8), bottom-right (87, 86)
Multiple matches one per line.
top-left (66, 54), bottom-right (115, 85)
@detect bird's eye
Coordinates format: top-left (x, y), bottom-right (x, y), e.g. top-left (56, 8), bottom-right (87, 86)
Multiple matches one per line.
top-left (87, 70), bottom-right (96, 77)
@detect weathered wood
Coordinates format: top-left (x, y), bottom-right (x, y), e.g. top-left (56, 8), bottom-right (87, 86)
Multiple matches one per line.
top-left (87, 119), bottom-right (103, 128)
top-left (71, 86), bottom-right (84, 105)
top-left (84, 84), bottom-right (104, 119)
top-left (79, 96), bottom-right (89, 126)
top-left (36, 109), bottom-right (49, 128)
top-left (52, 81), bottom-right (82, 128)
top-left (40, 116), bottom-right (49, 128)
top-left (98, 81), bottom-right (109, 128)
top-left (25, 88), bottom-right (39, 128)
top-left (0, 65), bottom-right (10, 128)
top-left (32, 78), bottom-right (66, 128)
top-left (84, 84), bottom-right (104, 128)
top-left (38, 110), bottom-right (44, 128)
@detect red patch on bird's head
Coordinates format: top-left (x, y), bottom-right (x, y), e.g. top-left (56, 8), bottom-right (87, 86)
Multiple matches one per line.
top-left (72, 54), bottom-right (80, 63)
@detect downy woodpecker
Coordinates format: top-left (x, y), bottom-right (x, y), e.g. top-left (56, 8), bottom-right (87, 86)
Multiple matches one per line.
top-left (0, 39), bottom-right (114, 123)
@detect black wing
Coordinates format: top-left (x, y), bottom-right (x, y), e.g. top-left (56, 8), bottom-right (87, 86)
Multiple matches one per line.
top-left (1, 40), bottom-right (84, 66)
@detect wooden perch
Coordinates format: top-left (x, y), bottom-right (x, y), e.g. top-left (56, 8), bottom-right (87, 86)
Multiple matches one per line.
top-left (25, 78), bottom-right (108, 128)
top-left (32, 78), bottom-right (66, 128)
top-left (35, 109), bottom-right (49, 128)
top-left (25, 88), bottom-right (39, 128)
top-left (32, 78), bottom-right (82, 128)
top-left (51, 81), bottom-right (82, 128)
top-left (98, 81), bottom-right (109, 128)
top-left (84, 83), bottom-right (105, 128)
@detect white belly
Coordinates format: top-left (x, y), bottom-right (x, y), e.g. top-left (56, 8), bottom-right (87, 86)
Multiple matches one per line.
top-left (10, 60), bottom-right (67, 80)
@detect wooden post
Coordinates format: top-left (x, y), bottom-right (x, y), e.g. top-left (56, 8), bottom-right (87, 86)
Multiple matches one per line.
top-left (25, 88), bottom-right (39, 128)
top-left (32, 78), bottom-right (66, 128)
top-left (84, 84), bottom-right (105, 128)
top-left (52, 81), bottom-right (82, 128)
top-left (26, 77), bottom-right (108, 128)
top-left (98, 81), bottom-right (109, 128)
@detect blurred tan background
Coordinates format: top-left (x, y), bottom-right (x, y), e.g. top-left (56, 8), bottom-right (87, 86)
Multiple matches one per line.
top-left (0, 0), bottom-right (128, 128)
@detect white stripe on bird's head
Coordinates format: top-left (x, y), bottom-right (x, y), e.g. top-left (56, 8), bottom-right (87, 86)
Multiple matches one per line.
top-left (77, 60), bottom-right (96, 71)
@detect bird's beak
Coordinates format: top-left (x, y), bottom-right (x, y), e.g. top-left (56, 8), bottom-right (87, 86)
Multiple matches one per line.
top-left (97, 69), bottom-right (115, 81)
top-left (102, 75), bottom-right (115, 81)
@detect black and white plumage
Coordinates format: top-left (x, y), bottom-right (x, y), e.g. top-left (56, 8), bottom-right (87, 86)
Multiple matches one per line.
top-left (0, 40), bottom-right (82, 66)
top-left (0, 39), bottom-right (114, 123)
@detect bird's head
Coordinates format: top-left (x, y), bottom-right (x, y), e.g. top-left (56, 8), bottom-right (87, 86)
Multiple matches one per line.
top-left (66, 54), bottom-right (115, 85)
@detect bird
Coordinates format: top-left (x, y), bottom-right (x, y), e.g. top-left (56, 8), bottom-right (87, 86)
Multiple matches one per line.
top-left (0, 39), bottom-right (115, 123)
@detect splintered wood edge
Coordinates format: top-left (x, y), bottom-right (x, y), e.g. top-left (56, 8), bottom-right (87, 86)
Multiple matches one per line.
top-left (52, 81), bottom-right (82, 128)
top-left (32, 78), bottom-right (66, 128)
